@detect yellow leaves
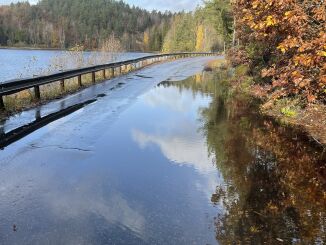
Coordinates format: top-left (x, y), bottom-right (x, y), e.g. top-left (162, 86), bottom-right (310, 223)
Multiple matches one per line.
top-left (298, 43), bottom-right (313, 53)
top-left (195, 25), bottom-right (205, 52)
top-left (266, 15), bottom-right (277, 27)
top-left (242, 14), bottom-right (253, 22)
top-left (293, 54), bottom-right (314, 67)
top-left (284, 11), bottom-right (291, 17)
top-left (283, 11), bottom-right (293, 20)
top-left (249, 226), bottom-right (260, 233)
top-left (253, 22), bottom-right (265, 30)
top-left (277, 37), bottom-right (301, 54)
top-left (317, 51), bottom-right (326, 57)
top-left (291, 70), bottom-right (310, 88)
top-left (291, 71), bottom-right (304, 86)
top-left (143, 32), bottom-right (149, 50)
top-left (235, 0), bottom-right (325, 103)
top-left (68, 44), bottom-right (84, 52)
top-left (277, 45), bottom-right (286, 54)
top-left (252, 1), bottom-right (260, 9)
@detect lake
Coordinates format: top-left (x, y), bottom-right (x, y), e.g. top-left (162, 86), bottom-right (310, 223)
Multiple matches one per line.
top-left (0, 58), bottom-right (325, 244)
top-left (0, 48), bottom-right (151, 83)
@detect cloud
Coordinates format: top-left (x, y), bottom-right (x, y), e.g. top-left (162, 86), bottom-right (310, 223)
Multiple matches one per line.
top-left (0, 0), bottom-right (202, 11)
top-left (0, 0), bottom-right (38, 4)
top-left (126, 0), bottom-right (202, 12)
top-left (132, 128), bottom-right (215, 173)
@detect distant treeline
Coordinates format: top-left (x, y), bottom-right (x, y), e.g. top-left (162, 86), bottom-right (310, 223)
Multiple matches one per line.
top-left (0, 0), bottom-right (172, 51)
top-left (0, 0), bottom-right (231, 53)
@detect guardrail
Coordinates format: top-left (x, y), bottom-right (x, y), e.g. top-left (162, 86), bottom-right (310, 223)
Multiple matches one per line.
top-left (0, 52), bottom-right (217, 110)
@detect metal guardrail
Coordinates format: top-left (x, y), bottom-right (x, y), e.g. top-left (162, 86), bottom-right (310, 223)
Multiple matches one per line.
top-left (0, 52), bottom-right (217, 109)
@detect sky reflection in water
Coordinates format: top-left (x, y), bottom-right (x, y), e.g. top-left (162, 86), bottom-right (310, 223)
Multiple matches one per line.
top-left (0, 71), bottom-right (324, 244)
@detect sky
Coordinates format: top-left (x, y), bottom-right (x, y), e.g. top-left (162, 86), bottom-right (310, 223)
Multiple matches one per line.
top-left (0, 0), bottom-right (202, 12)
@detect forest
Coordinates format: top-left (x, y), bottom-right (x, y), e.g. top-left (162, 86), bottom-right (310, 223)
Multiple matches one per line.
top-left (0, 0), bottom-right (228, 53)
top-left (0, 0), bottom-right (172, 50)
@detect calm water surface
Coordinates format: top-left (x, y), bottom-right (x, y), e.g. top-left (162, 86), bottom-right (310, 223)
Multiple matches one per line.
top-left (0, 49), bottom-right (150, 83)
top-left (0, 70), bottom-right (325, 244)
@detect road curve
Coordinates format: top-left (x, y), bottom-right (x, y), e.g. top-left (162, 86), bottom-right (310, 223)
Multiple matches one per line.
top-left (0, 56), bottom-right (222, 245)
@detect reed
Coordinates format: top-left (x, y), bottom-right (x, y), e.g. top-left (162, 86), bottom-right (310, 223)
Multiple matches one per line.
top-left (3, 35), bottom-right (124, 112)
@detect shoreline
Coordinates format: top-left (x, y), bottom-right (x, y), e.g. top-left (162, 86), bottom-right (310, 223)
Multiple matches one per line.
top-left (207, 59), bottom-right (326, 147)
top-left (261, 103), bottom-right (326, 147)
top-left (0, 46), bottom-right (62, 51)
top-left (0, 46), bottom-right (151, 53)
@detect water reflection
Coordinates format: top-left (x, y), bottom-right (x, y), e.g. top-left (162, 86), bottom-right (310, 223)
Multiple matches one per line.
top-left (0, 69), bottom-right (324, 244)
top-left (167, 71), bottom-right (326, 244)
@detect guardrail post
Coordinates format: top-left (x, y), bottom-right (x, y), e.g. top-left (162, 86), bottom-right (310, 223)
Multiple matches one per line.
top-left (60, 79), bottom-right (65, 92)
top-left (78, 75), bottom-right (82, 87)
top-left (34, 86), bottom-right (41, 100)
top-left (0, 96), bottom-right (4, 110)
top-left (92, 72), bottom-right (96, 83)
top-left (35, 109), bottom-right (41, 120)
top-left (102, 69), bottom-right (106, 79)
top-left (119, 66), bottom-right (122, 75)
top-left (110, 68), bottom-right (115, 78)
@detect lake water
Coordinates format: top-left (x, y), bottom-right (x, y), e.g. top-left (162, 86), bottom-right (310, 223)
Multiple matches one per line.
top-left (0, 49), bottom-right (151, 83)
top-left (0, 64), bottom-right (325, 244)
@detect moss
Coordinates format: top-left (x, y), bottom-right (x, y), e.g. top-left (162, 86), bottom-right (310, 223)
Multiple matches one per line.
top-left (280, 107), bottom-right (297, 117)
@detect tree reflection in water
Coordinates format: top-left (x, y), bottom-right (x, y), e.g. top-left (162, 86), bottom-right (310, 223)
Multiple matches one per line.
top-left (160, 71), bottom-right (325, 244)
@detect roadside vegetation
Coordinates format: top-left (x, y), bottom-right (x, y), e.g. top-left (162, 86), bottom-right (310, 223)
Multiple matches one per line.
top-left (228, 0), bottom-right (326, 144)
top-left (2, 35), bottom-right (125, 112)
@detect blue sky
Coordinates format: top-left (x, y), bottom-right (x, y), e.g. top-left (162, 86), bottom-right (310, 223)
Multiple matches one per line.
top-left (0, 0), bottom-right (202, 11)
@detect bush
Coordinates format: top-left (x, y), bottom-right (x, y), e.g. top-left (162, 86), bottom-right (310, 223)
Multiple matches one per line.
top-left (233, 0), bottom-right (326, 104)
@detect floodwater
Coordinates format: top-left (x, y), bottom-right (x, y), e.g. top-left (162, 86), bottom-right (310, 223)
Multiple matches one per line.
top-left (0, 58), bottom-right (325, 244)
top-left (0, 48), bottom-right (150, 83)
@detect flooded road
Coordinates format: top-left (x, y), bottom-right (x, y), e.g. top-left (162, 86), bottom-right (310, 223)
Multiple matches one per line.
top-left (0, 57), bottom-right (325, 244)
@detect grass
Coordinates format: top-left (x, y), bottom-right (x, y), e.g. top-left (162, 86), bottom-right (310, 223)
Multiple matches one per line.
top-left (204, 59), bottom-right (226, 71)
top-left (280, 107), bottom-right (297, 117)
top-left (2, 69), bottom-right (115, 112)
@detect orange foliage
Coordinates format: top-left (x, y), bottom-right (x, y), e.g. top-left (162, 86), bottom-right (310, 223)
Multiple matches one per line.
top-left (233, 0), bottom-right (326, 103)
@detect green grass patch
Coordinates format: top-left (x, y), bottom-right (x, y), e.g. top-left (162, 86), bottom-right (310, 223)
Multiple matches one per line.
top-left (281, 107), bottom-right (297, 117)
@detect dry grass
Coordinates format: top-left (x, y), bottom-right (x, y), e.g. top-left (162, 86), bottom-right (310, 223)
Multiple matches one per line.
top-left (4, 89), bottom-right (36, 111)
top-left (2, 35), bottom-right (125, 113)
top-left (2, 68), bottom-right (118, 112)
top-left (204, 59), bottom-right (226, 71)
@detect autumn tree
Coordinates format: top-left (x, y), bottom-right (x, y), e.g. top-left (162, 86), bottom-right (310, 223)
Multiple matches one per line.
top-left (143, 31), bottom-right (150, 51)
top-left (195, 24), bottom-right (205, 51)
top-left (233, 0), bottom-right (326, 103)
